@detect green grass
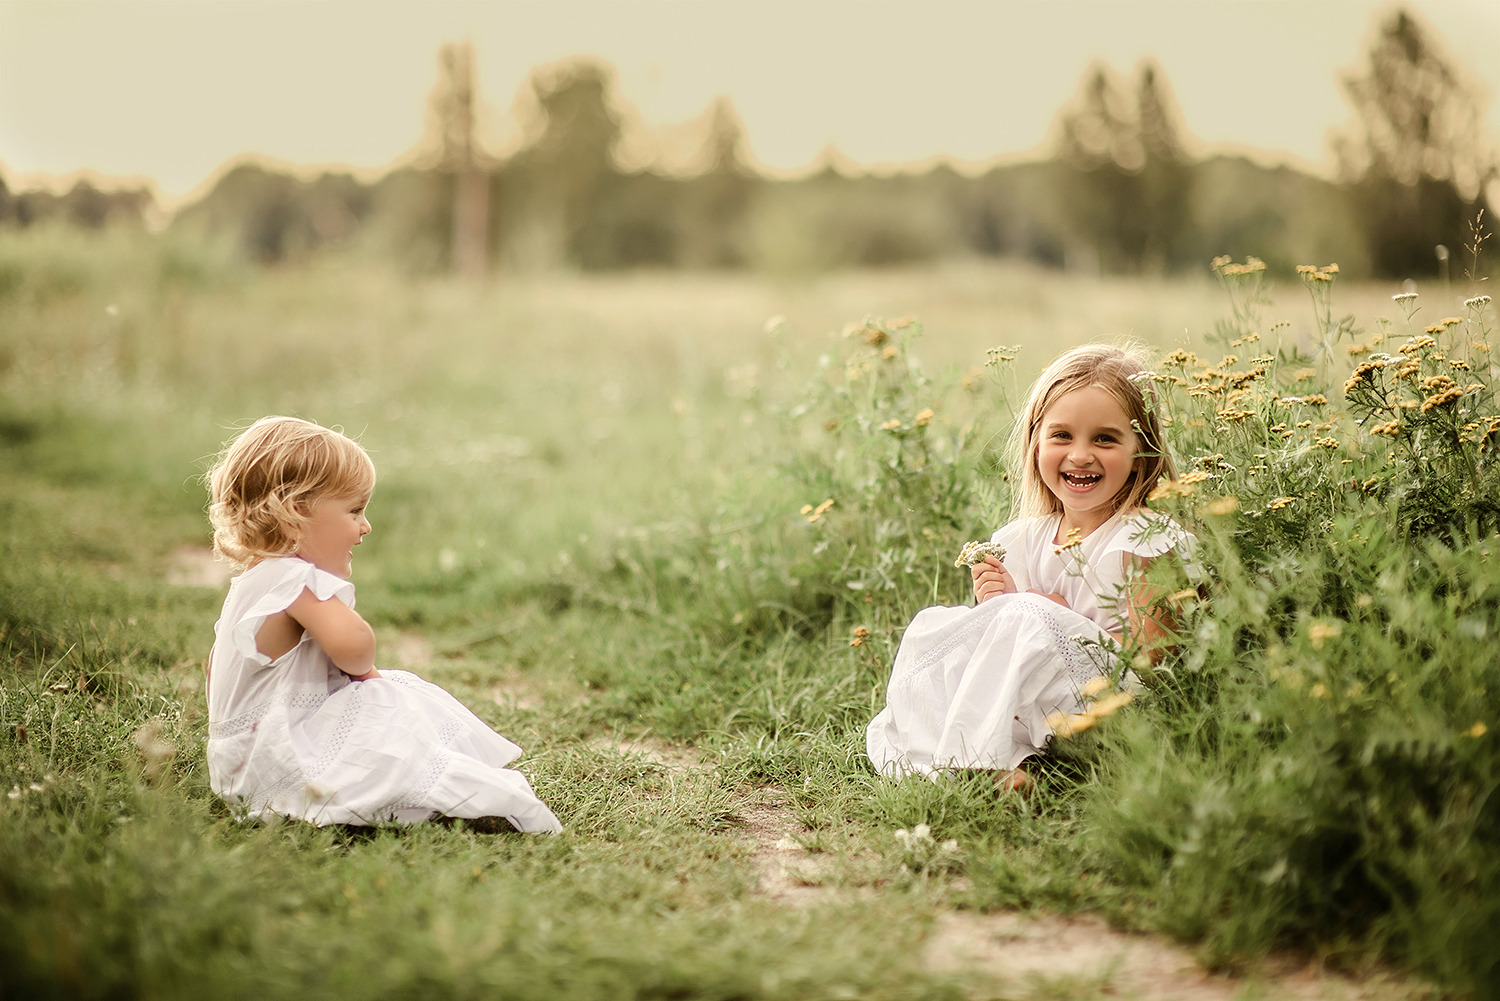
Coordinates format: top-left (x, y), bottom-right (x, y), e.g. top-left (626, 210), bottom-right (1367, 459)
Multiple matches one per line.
top-left (2, 225), bottom-right (1494, 999)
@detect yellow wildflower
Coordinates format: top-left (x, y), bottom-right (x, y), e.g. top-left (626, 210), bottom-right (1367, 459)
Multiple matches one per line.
top-left (881, 418), bottom-right (901, 431)
top-left (1268, 496), bottom-right (1297, 510)
top-left (1308, 621), bottom-right (1343, 649)
top-left (849, 626), bottom-right (871, 647)
top-left (913, 408), bottom-right (934, 427)
top-left (1206, 496), bottom-right (1240, 516)
top-left (802, 498), bottom-right (835, 523)
top-left (1465, 721), bottom-right (1487, 739)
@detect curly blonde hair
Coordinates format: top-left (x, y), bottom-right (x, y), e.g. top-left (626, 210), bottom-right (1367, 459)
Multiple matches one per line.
top-left (206, 416), bottom-right (375, 571)
top-left (1008, 342), bottom-right (1176, 520)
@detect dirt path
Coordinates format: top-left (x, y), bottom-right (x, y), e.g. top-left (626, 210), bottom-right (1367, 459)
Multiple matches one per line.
top-left (391, 629), bottom-right (1427, 1001)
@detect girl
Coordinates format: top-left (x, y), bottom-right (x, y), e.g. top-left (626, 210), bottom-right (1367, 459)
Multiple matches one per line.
top-left (866, 343), bottom-right (1196, 789)
top-left (204, 416), bottom-right (562, 832)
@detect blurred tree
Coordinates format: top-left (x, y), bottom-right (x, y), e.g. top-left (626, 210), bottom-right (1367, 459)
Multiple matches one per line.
top-left (503, 59), bottom-right (623, 268)
top-left (1335, 8), bottom-right (1497, 278)
top-left (1052, 60), bottom-right (1194, 273)
top-left (427, 42), bottom-right (492, 277)
top-left (677, 96), bottom-right (755, 267)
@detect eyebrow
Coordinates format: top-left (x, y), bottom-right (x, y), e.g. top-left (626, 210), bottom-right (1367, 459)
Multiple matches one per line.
top-left (1042, 419), bottom-right (1130, 435)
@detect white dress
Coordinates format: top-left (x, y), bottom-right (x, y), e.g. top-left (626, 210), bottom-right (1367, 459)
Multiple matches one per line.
top-left (206, 557), bottom-right (562, 832)
top-left (866, 509), bottom-right (1196, 778)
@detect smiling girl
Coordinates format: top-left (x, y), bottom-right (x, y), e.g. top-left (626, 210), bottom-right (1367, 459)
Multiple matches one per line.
top-left (204, 416), bottom-right (561, 832)
top-left (866, 343), bottom-right (1197, 790)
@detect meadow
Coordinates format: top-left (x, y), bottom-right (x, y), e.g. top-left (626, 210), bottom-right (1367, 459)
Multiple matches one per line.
top-left (1, 225), bottom-right (1497, 999)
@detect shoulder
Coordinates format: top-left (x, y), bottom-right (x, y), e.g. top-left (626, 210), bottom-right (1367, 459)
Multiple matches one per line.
top-left (233, 557), bottom-right (355, 608)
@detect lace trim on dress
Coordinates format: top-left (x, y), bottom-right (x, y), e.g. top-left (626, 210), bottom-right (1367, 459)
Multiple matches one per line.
top-left (208, 691), bottom-right (330, 739)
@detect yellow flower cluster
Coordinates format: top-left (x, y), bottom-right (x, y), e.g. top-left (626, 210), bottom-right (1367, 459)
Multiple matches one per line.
top-left (801, 498), bottom-right (835, 523)
top-left (1213, 256), bottom-right (1267, 277)
top-left (1047, 675), bottom-right (1133, 738)
top-left (1296, 263), bottom-right (1339, 283)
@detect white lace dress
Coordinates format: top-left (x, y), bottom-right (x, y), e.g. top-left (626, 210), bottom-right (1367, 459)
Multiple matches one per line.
top-left (206, 557), bottom-right (562, 831)
top-left (866, 509), bottom-right (1195, 777)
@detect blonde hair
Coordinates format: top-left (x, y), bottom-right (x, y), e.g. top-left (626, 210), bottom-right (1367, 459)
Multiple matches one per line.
top-left (1008, 342), bottom-right (1176, 520)
top-left (206, 416), bottom-right (375, 570)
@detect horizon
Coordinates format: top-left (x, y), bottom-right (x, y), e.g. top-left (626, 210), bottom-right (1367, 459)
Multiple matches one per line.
top-left (3, 0), bottom-right (1499, 210)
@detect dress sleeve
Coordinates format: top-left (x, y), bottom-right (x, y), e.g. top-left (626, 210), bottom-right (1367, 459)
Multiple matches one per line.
top-left (1102, 512), bottom-right (1203, 579)
top-left (227, 559), bottom-right (356, 668)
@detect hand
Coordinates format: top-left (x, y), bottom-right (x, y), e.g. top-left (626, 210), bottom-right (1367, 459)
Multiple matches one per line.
top-left (971, 557), bottom-right (1017, 603)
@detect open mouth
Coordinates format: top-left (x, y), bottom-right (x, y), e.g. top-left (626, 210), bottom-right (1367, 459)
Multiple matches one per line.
top-left (1061, 471), bottom-right (1103, 487)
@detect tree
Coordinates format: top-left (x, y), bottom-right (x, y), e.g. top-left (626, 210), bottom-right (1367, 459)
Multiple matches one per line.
top-left (426, 42), bottom-right (492, 277)
top-left (1335, 8), bottom-right (1496, 278)
top-left (1052, 60), bottom-right (1194, 273)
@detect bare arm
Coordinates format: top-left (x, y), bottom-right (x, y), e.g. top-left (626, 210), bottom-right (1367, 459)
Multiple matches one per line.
top-left (971, 558), bottom-right (1069, 607)
top-left (1119, 554), bottom-right (1181, 665)
top-left (286, 587), bottom-right (380, 680)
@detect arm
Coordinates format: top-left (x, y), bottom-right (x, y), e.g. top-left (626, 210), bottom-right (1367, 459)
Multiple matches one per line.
top-left (971, 557), bottom-right (1069, 607)
top-left (1117, 554), bottom-right (1182, 665)
top-left (286, 587), bottom-right (380, 680)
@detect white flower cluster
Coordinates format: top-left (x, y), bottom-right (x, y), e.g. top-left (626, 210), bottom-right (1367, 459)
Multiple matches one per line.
top-left (954, 540), bottom-right (1007, 568)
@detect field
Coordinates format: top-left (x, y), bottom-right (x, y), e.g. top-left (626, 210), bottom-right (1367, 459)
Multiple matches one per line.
top-left (2, 227), bottom-right (1497, 1000)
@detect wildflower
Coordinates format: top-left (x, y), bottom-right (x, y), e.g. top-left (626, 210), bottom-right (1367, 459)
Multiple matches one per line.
top-left (889, 314), bottom-right (918, 329)
top-left (913, 408), bottom-right (934, 427)
top-left (1270, 423), bottom-right (1287, 433)
top-left (1464, 295), bottom-right (1491, 310)
top-left (1421, 386), bottom-right (1464, 412)
top-left (1293, 368), bottom-right (1317, 380)
top-left (881, 418), bottom-right (901, 431)
top-left (882, 345), bottom-right (899, 361)
top-left (955, 541), bottom-right (1007, 568)
top-left (1465, 722), bottom-right (1488, 739)
top-left (1400, 335), bottom-right (1436, 354)
top-left (849, 626), bottom-right (871, 648)
top-left (1310, 683), bottom-right (1329, 699)
top-left (1346, 343), bottom-right (1371, 356)
top-left (801, 499), bottom-right (835, 523)
top-left (1268, 496), bottom-right (1297, 510)
top-left (1425, 324), bottom-right (1445, 335)
top-left (1393, 292), bottom-right (1419, 304)
top-left (1053, 527), bottom-right (1084, 555)
top-left (1148, 479), bottom-right (1194, 500)
top-left (1308, 621), bottom-right (1343, 649)
top-left (1304, 395), bottom-right (1328, 405)
top-left (1370, 420), bottom-right (1401, 436)
top-left (1080, 675), bottom-right (1111, 698)
top-left (1297, 420), bottom-right (1313, 428)
top-left (1211, 255), bottom-right (1233, 269)
top-left (1296, 265), bottom-right (1317, 275)
top-left (1421, 374), bottom-right (1457, 392)
top-left (1315, 437), bottom-right (1340, 450)
top-left (1046, 711), bottom-right (1096, 737)
top-left (1442, 317), bottom-right (1463, 327)
top-left (1180, 470), bottom-right (1212, 485)
top-left (1165, 349), bottom-right (1200, 366)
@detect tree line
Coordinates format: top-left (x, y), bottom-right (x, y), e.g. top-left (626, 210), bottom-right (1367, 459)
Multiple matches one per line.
top-left (2, 8), bottom-right (1493, 280)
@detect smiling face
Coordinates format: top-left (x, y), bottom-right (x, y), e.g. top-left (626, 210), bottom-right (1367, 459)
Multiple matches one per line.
top-left (1034, 384), bottom-right (1141, 538)
top-left (294, 492), bottom-right (372, 578)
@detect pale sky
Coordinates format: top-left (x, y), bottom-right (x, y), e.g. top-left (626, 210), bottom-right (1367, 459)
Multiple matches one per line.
top-left (2, 0), bottom-right (1498, 207)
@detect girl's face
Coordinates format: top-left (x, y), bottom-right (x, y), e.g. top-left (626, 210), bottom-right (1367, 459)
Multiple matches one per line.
top-left (1034, 384), bottom-right (1140, 535)
top-left (294, 491), bottom-right (372, 578)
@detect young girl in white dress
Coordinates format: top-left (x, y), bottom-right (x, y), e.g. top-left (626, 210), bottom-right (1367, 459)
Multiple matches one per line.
top-left (866, 344), bottom-right (1196, 790)
top-left (204, 416), bottom-right (562, 832)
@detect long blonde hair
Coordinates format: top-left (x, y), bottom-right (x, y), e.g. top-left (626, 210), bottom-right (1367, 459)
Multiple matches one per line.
top-left (1007, 342), bottom-right (1175, 520)
top-left (206, 416), bottom-right (375, 571)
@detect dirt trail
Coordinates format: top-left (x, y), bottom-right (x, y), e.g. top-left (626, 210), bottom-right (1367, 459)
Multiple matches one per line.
top-left (392, 631), bottom-right (1425, 1000)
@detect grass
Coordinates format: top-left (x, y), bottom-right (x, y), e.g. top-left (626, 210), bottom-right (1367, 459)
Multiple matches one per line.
top-left (2, 224), bottom-right (1495, 999)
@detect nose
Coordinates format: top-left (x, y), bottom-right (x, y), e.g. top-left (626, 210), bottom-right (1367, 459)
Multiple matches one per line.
top-left (359, 515), bottom-right (372, 537)
top-left (1068, 442), bottom-right (1095, 465)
